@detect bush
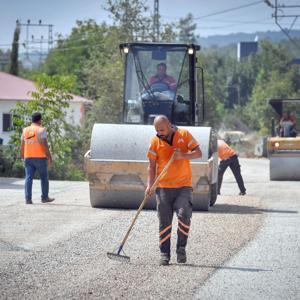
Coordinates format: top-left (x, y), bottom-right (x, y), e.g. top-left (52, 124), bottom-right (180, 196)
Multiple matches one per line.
top-left (0, 145), bottom-right (85, 180)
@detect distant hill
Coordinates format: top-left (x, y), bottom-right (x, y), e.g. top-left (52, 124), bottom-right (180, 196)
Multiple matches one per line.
top-left (199, 30), bottom-right (300, 48)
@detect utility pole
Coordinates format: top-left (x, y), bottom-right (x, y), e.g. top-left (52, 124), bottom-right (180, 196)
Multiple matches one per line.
top-left (16, 19), bottom-right (53, 62)
top-left (153, 0), bottom-right (159, 42)
top-left (264, 0), bottom-right (300, 51)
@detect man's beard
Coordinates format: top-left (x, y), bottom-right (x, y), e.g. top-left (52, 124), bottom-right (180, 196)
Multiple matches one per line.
top-left (158, 134), bottom-right (168, 140)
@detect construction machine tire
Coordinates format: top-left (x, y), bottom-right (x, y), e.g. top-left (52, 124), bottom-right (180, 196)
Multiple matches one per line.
top-left (209, 183), bottom-right (218, 207)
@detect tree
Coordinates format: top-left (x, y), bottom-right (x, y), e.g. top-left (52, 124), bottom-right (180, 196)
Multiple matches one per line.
top-left (177, 13), bottom-right (199, 43)
top-left (246, 68), bottom-right (299, 134)
top-left (9, 25), bottom-right (20, 75)
top-left (0, 49), bottom-right (10, 71)
top-left (160, 23), bottom-right (178, 42)
top-left (105, 0), bottom-right (151, 41)
top-left (10, 74), bottom-right (84, 179)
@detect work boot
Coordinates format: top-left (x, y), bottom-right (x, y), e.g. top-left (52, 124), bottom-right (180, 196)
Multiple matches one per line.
top-left (41, 197), bottom-right (55, 203)
top-left (239, 191), bottom-right (246, 196)
top-left (159, 253), bottom-right (170, 266)
top-left (25, 199), bottom-right (33, 204)
top-left (177, 247), bottom-right (187, 264)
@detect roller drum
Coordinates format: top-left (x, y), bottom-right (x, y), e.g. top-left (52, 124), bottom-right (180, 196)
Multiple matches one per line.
top-left (270, 156), bottom-right (300, 180)
top-left (90, 124), bottom-right (211, 161)
top-left (87, 124), bottom-right (217, 210)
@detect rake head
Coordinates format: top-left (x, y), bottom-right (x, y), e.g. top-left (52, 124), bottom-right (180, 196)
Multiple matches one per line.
top-left (107, 251), bottom-right (130, 262)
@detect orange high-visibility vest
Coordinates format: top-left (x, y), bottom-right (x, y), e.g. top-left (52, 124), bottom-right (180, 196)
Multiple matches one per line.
top-left (22, 124), bottom-right (47, 158)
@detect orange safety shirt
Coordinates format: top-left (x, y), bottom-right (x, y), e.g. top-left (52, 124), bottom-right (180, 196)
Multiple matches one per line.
top-left (218, 140), bottom-right (236, 161)
top-left (22, 124), bottom-right (47, 158)
top-left (147, 128), bottom-right (200, 188)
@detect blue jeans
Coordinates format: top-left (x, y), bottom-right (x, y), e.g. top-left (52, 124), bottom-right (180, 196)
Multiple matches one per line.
top-left (24, 158), bottom-right (49, 201)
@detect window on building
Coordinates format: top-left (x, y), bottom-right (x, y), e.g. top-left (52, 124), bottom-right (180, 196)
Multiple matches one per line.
top-left (3, 113), bottom-right (12, 132)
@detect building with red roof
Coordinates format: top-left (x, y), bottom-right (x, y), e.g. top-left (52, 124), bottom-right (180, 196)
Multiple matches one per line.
top-left (0, 72), bottom-right (92, 144)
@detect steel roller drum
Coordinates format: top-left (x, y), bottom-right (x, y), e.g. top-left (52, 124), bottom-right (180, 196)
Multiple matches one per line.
top-left (90, 124), bottom-right (211, 161)
top-left (86, 123), bottom-right (217, 210)
top-left (270, 156), bottom-right (300, 180)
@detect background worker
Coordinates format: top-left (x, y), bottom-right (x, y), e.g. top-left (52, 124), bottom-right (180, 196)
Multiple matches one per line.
top-left (279, 111), bottom-right (293, 137)
top-left (279, 111), bottom-right (297, 137)
top-left (146, 115), bottom-right (202, 266)
top-left (217, 139), bottom-right (246, 196)
top-left (21, 112), bottom-right (54, 204)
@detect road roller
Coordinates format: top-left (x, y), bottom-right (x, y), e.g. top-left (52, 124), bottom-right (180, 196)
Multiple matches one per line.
top-left (85, 42), bottom-right (218, 210)
top-left (267, 98), bottom-right (300, 180)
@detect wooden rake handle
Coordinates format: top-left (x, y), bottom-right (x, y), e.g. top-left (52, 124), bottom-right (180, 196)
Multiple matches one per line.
top-left (118, 152), bottom-right (175, 251)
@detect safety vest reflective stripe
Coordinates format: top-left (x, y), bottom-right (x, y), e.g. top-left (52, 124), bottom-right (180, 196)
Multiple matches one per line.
top-left (24, 140), bottom-right (41, 145)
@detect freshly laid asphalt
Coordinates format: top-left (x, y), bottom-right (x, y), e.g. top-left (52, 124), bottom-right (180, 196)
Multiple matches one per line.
top-left (0, 158), bottom-right (299, 299)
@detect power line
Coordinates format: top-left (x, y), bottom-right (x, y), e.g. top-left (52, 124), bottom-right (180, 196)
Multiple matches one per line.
top-left (265, 0), bottom-right (300, 51)
top-left (193, 1), bottom-right (264, 20)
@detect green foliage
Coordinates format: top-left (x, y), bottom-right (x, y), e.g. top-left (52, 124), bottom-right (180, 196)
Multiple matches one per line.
top-left (177, 13), bottom-right (199, 43)
top-left (160, 23), bottom-right (177, 42)
top-left (42, 20), bottom-right (112, 95)
top-left (105, 0), bottom-right (151, 41)
top-left (0, 49), bottom-right (10, 72)
top-left (17, 0), bottom-right (300, 164)
top-left (241, 41), bottom-right (300, 134)
top-left (9, 25), bottom-right (20, 76)
top-left (9, 74), bottom-right (84, 180)
top-left (246, 69), bottom-right (299, 134)
top-left (0, 146), bottom-right (23, 177)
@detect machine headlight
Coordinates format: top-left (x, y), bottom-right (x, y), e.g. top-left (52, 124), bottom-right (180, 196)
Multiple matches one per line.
top-left (123, 47), bottom-right (129, 54)
top-left (188, 48), bottom-right (194, 55)
top-left (274, 142), bottom-right (280, 148)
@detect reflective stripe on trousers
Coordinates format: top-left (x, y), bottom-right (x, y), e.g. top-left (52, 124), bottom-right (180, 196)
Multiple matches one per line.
top-left (156, 187), bottom-right (193, 254)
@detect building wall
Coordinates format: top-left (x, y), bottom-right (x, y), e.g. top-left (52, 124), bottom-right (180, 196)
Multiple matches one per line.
top-left (237, 42), bottom-right (258, 62)
top-left (0, 100), bottom-right (84, 145)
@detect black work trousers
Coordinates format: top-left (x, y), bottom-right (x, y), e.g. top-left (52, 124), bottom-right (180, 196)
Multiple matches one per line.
top-left (156, 187), bottom-right (193, 255)
top-left (218, 155), bottom-right (246, 194)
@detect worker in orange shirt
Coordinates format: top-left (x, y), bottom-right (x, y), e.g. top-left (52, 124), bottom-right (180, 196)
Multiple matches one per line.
top-left (146, 115), bottom-right (202, 266)
top-left (217, 139), bottom-right (246, 196)
top-left (21, 112), bottom-right (54, 204)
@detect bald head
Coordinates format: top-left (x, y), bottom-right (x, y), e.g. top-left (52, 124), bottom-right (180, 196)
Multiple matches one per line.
top-left (153, 115), bottom-right (170, 126)
top-left (154, 115), bottom-right (172, 139)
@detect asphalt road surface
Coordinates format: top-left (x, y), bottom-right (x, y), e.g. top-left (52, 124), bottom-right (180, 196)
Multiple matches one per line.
top-left (0, 158), bottom-right (299, 299)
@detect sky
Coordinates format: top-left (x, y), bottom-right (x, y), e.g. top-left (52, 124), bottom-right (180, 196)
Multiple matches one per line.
top-left (0, 0), bottom-right (299, 52)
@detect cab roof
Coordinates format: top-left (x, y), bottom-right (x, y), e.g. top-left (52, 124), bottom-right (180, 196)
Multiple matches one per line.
top-left (268, 98), bottom-right (300, 115)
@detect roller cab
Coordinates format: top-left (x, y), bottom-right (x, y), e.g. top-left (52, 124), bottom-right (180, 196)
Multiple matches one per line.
top-left (85, 42), bottom-right (218, 210)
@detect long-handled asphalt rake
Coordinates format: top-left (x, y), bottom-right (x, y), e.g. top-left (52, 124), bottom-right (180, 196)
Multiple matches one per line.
top-left (107, 152), bottom-right (175, 262)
